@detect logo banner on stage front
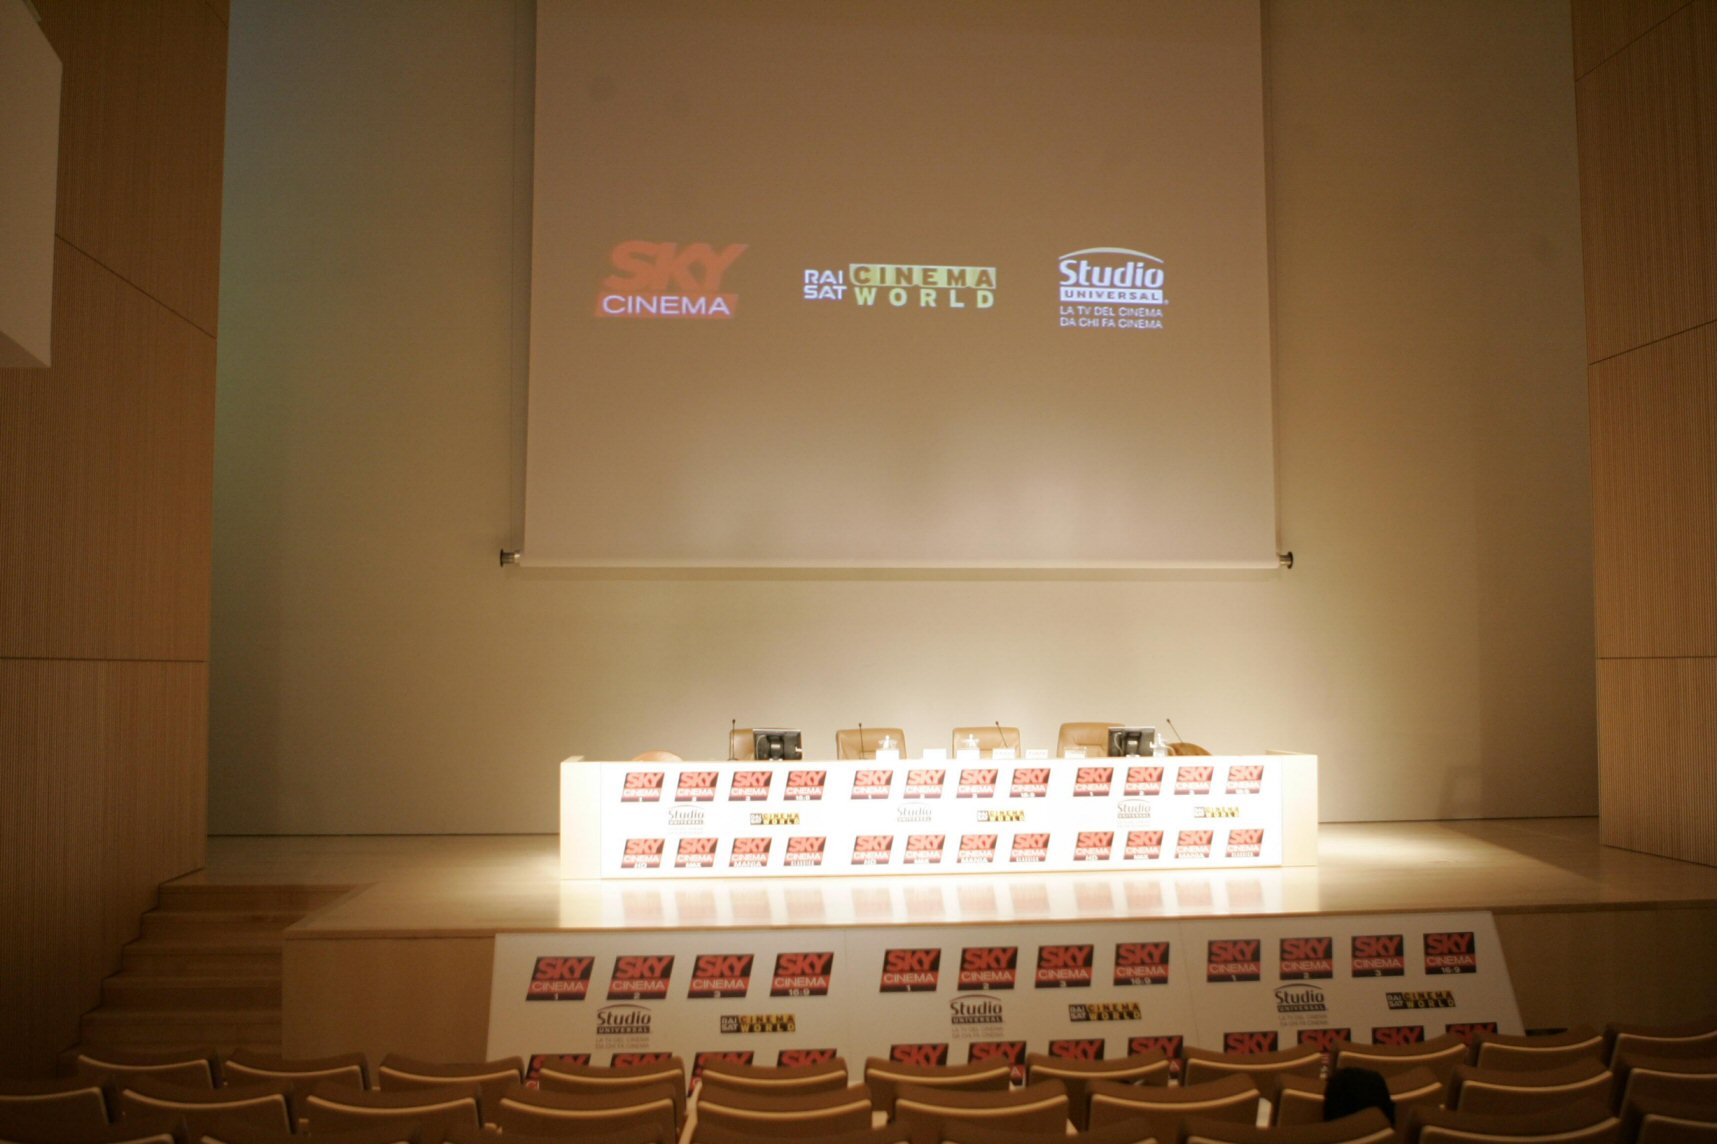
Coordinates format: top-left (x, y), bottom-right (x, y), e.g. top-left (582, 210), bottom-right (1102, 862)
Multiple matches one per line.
top-left (488, 911), bottom-right (1520, 1073)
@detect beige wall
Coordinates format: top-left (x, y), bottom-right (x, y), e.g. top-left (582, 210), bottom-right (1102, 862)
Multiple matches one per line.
top-left (212, 0), bottom-right (1593, 834)
top-left (1577, 0), bottom-right (1717, 866)
top-left (0, 0), bottom-right (226, 1075)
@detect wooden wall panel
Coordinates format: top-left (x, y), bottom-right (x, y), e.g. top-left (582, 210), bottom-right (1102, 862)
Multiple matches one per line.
top-left (0, 240), bottom-right (216, 662)
top-left (1572, 0), bottom-right (1688, 79)
top-left (1497, 905), bottom-right (1717, 1028)
top-left (1589, 324), bottom-right (1717, 657)
top-left (1599, 657), bottom-right (1717, 864)
top-left (283, 937), bottom-right (494, 1065)
top-left (35, 0), bottom-right (227, 335)
top-left (0, 660), bottom-right (207, 1077)
top-left (1575, 0), bottom-right (1717, 363)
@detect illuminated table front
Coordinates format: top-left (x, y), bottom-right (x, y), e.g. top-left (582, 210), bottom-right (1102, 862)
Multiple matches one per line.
top-left (560, 754), bottom-right (1317, 879)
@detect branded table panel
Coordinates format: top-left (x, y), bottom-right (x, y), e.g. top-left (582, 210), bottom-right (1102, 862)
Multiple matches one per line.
top-left (560, 754), bottom-right (1317, 879)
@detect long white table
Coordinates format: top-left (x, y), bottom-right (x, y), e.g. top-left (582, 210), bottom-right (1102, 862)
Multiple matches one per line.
top-left (560, 753), bottom-right (1317, 879)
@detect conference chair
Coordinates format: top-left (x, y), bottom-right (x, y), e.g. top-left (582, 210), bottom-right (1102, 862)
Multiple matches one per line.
top-left (938, 1121), bottom-right (1164, 1144)
top-left (949, 726), bottom-right (1022, 757)
top-left (1087, 1074), bottom-right (1262, 1142)
top-left (728, 728), bottom-right (756, 761)
top-left (630, 751), bottom-right (681, 762)
top-left (1606, 1017), bottom-right (1717, 1067)
top-left (893, 1080), bottom-right (1071, 1141)
top-left (1181, 1045), bottom-right (1324, 1101)
top-left (200, 1125), bottom-right (421, 1144)
top-left (1612, 1052), bottom-right (1717, 1111)
top-left (491, 1081), bottom-right (678, 1142)
top-left (860, 1058), bottom-right (1011, 1120)
top-left (1273, 1067), bottom-right (1443, 1127)
top-left (221, 1049), bottom-right (370, 1100)
top-left (302, 1081), bottom-right (482, 1138)
top-left (0, 1079), bottom-right (113, 1128)
top-left (1447, 1058), bottom-right (1615, 1116)
top-left (1405, 1101), bottom-right (1622, 1144)
top-left (1057, 723), bottom-right (1117, 758)
top-left (443, 1125), bottom-right (661, 1144)
top-left (693, 1057), bottom-right (849, 1096)
top-left (1183, 1108), bottom-right (1396, 1144)
top-left (74, 1048), bottom-right (222, 1090)
top-left (691, 1081), bottom-right (874, 1138)
top-left (1332, 1034), bottom-right (1470, 1095)
top-left (1622, 1094), bottom-right (1717, 1144)
top-left (116, 1080), bottom-right (295, 1141)
top-left (0, 1111), bottom-right (189, 1144)
top-left (376, 1056), bottom-right (523, 1127)
top-left (836, 728), bottom-right (907, 760)
top-left (534, 1055), bottom-right (687, 1132)
top-left (1024, 1050), bottom-right (1172, 1131)
top-left (1470, 1028), bottom-right (1605, 1071)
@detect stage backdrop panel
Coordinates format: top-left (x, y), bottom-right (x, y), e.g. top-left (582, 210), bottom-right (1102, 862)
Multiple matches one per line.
top-left (525, 0), bottom-right (1277, 569)
top-left (488, 912), bottom-right (1521, 1077)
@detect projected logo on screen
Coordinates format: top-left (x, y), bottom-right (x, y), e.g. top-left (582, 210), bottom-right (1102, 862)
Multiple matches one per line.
top-left (803, 264), bottom-right (996, 310)
top-left (597, 240), bottom-right (746, 319)
top-left (1057, 247), bottom-right (1166, 330)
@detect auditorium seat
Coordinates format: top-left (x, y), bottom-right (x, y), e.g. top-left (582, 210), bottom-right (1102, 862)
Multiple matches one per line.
top-left (1087, 1074), bottom-right (1261, 1141)
top-left (1181, 1045), bottom-right (1323, 1101)
top-left (1332, 1034), bottom-right (1470, 1095)
top-left (0, 1079), bottom-right (113, 1128)
top-left (860, 1058), bottom-right (1011, 1119)
top-left (835, 729), bottom-right (907, 760)
top-left (201, 1124), bottom-right (421, 1144)
top-left (1448, 1058), bottom-right (1615, 1116)
top-left (690, 1081), bottom-right (874, 1138)
top-left (221, 1050), bottom-right (370, 1098)
top-left (1405, 1101), bottom-right (1621, 1144)
top-left (1183, 1108), bottom-right (1396, 1144)
top-left (949, 726), bottom-right (1022, 757)
top-left (1622, 1093), bottom-right (1717, 1144)
top-left (939, 1121), bottom-right (1163, 1144)
top-left (116, 1079), bottom-right (294, 1141)
top-left (689, 1123), bottom-right (912, 1144)
top-left (376, 1057), bottom-right (523, 1127)
top-left (442, 1125), bottom-right (661, 1144)
top-left (893, 1079), bottom-right (1070, 1140)
top-left (74, 1049), bottom-right (222, 1090)
top-left (303, 1081), bottom-right (482, 1138)
top-left (534, 1055), bottom-right (687, 1132)
top-left (1274, 1066), bottom-right (1443, 1126)
top-left (692, 1058), bottom-right (848, 1096)
top-left (1612, 1053), bottom-right (1717, 1111)
top-left (1607, 1019), bottom-right (1717, 1068)
top-left (1057, 723), bottom-right (1117, 758)
top-left (491, 1081), bottom-right (677, 1142)
top-left (1471, 1028), bottom-right (1606, 1071)
top-left (1025, 1050), bottom-right (1171, 1130)
top-left (0, 1110), bottom-right (189, 1144)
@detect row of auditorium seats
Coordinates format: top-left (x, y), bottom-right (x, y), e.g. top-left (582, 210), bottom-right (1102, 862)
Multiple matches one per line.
top-left (1, 1020), bottom-right (1711, 1144)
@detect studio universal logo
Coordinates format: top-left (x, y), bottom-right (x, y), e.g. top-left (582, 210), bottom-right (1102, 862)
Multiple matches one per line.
top-left (1057, 247), bottom-right (1167, 331)
top-left (949, 996), bottom-right (1005, 1027)
top-left (595, 1004), bottom-right (652, 1037)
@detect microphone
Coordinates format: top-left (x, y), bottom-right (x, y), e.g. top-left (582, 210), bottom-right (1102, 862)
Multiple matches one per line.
top-left (856, 722), bottom-right (865, 760)
top-left (995, 720), bottom-right (1014, 751)
top-left (1165, 717), bottom-right (1184, 744)
top-left (728, 717), bottom-right (736, 761)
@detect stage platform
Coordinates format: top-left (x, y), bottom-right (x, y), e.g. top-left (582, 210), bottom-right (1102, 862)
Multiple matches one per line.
top-left (176, 818), bottom-right (1717, 1065)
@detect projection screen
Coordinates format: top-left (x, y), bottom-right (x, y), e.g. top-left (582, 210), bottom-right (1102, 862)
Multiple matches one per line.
top-left (525, 0), bottom-right (1277, 569)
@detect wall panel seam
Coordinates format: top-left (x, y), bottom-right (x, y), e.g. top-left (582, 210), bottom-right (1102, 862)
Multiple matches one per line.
top-left (1586, 317), bottom-right (1717, 367)
top-left (1572, 0), bottom-right (1696, 83)
top-left (53, 236), bottom-right (220, 342)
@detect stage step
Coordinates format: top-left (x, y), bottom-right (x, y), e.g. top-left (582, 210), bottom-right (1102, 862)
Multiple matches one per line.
top-left (72, 882), bottom-right (358, 1062)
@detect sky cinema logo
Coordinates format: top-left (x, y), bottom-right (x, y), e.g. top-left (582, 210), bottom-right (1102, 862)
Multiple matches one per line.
top-left (880, 948), bottom-right (941, 993)
top-left (891, 1043), bottom-right (949, 1066)
top-left (778, 1048), bottom-right (839, 1067)
top-left (1174, 765), bottom-right (1214, 796)
top-left (958, 834), bottom-right (999, 864)
top-left (607, 955), bottom-right (674, 1000)
top-left (674, 837), bottom-right (718, 869)
top-left (526, 955), bottom-right (594, 1001)
top-left (783, 836), bottom-right (827, 868)
top-left (693, 1050), bottom-right (754, 1077)
top-left (1073, 766), bottom-right (1114, 797)
top-left (1010, 767), bottom-right (1052, 798)
top-left (1176, 829), bottom-right (1215, 860)
top-left (904, 834), bottom-right (945, 864)
top-left (687, 954), bottom-right (754, 1000)
top-left (784, 770), bottom-right (826, 800)
top-left (1225, 1030), bottom-right (1280, 1053)
top-left (1206, 939), bottom-right (1263, 983)
top-left (620, 771), bottom-right (664, 802)
top-left (1424, 931), bottom-right (1478, 974)
top-left (1049, 1039), bottom-right (1106, 1060)
top-left (1279, 937), bottom-right (1335, 980)
top-left (728, 770), bottom-right (772, 800)
top-left (1074, 831), bottom-right (1114, 862)
top-left (621, 838), bottom-right (664, 869)
top-left (676, 771), bottom-right (718, 801)
top-left (958, 946), bottom-right (1019, 991)
top-left (852, 834), bottom-right (894, 866)
top-left (770, 951), bottom-right (834, 997)
top-left (1034, 945), bottom-right (1094, 988)
top-left (957, 768), bottom-right (998, 798)
top-left (597, 240), bottom-right (744, 319)
top-left (1125, 831), bottom-right (1164, 861)
top-left (1011, 833), bottom-right (1051, 864)
top-left (1353, 934), bottom-right (1407, 977)
top-left (1226, 764), bottom-right (1265, 794)
top-left (904, 768), bottom-right (945, 798)
top-left (852, 769), bottom-right (894, 799)
top-left (1226, 828), bottom-right (1265, 859)
top-left (1125, 766), bottom-right (1164, 796)
top-left (966, 1040), bottom-right (1027, 1083)
top-left (803, 263), bottom-right (996, 310)
top-left (728, 837), bottom-right (771, 868)
top-left (1114, 941), bottom-right (1171, 987)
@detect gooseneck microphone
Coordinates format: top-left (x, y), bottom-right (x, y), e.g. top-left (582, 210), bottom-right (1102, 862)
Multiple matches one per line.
top-left (728, 717), bottom-right (737, 761)
top-left (856, 722), bottom-right (865, 760)
top-left (996, 720), bottom-right (1014, 751)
